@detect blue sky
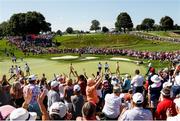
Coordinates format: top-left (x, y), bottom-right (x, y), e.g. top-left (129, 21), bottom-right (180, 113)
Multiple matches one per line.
top-left (0, 0), bottom-right (179, 31)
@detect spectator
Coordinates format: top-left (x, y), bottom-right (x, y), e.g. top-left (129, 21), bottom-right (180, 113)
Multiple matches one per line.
top-left (122, 74), bottom-right (131, 93)
top-left (0, 105), bottom-right (16, 120)
top-left (9, 108), bottom-right (37, 121)
top-left (86, 76), bottom-right (102, 104)
top-left (71, 84), bottom-right (84, 119)
top-left (76, 102), bottom-right (98, 121)
top-left (23, 75), bottom-right (41, 117)
top-left (147, 67), bottom-right (156, 86)
top-left (64, 78), bottom-right (73, 112)
top-left (10, 81), bottom-right (24, 107)
top-left (167, 97), bottom-right (180, 121)
top-left (131, 69), bottom-right (144, 93)
top-left (148, 75), bottom-right (162, 108)
top-left (118, 93), bottom-right (153, 120)
top-left (47, 80), bottom-right (60, 110)
top-left (172, 74), bottom-right (180, 98)
top-left (102, 86), bottom-right (123, 120)
top-left (155, 87), bottom-right (177, 120)
top-left (49, 102), bottom-right (72, 120)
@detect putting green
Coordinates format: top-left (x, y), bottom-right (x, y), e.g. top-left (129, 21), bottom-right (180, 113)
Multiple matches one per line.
top-left (0, 58), bottom-right (146, 81)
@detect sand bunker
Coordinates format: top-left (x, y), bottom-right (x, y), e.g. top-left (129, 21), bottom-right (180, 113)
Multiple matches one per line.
top-left (110, 57), bottom-right (131, 61)
top-left (80, 56), bottom-right (98, 60)
top-left (51, 55), bottom-right (79, 60)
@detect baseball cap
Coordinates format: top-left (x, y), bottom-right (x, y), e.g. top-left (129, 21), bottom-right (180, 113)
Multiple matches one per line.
top-left (9, 108), bottom-right (37, 121)
top-left (28, 75), bottom-right (36, 81)
top-left (174, 98), bottom-right (180, 108)
top-left (133, 93), bottom-right (144, 104)
top-left (150, 68), bottom-right (155, 73)
top-left (0, 105), bottom-right (16, 120)
top-left (51, 81), bottom-right (59, 88)
top-left (49, 102), bottom-right (67, 118)
top-left (73, 84), bottom-right (81, 92)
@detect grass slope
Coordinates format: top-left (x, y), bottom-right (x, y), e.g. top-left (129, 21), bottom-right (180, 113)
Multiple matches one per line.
top-left (53, 34), bottom-right (180, 51)
top-left (142, 31), bottom-right (180, 38)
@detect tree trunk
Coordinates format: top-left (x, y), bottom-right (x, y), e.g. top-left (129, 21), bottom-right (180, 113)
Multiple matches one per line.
top-left (123, 28), bottom-right (126, 33)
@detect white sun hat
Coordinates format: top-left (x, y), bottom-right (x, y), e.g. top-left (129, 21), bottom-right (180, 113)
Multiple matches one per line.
top-left (151, 75), bottom-right (161, 83)
top-left (73, 84), bottom-right (81, 92)
top-left (10, 108), bottom-right (37, 121)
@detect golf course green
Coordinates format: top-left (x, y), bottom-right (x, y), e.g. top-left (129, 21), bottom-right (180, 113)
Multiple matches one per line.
top-left (0, 57), bottom-right (146, 81)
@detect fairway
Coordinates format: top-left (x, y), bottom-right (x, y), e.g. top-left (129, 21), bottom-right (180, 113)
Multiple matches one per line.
top-left (0, 58), bottom-right (146, 81)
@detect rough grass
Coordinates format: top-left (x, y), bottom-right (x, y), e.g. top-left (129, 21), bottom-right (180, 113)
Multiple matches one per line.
top-left (53, 34), bottom-right (180, 51)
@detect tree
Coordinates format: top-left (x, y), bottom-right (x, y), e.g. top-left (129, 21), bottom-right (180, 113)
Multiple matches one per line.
top-left (0, 21), bottom-right (11, 36)
top-left (56, 30), bottom-right (62, 36)
top-left (66, 27), bottom-right (73, 34)
top-left (174, 24), bottom-right (180, 30)
top-left (141, 18), bottom-right (155, 31)
top-left (160, 16), bottom-right (174, 31)
top-left (7, 11), bottom-right (51, 35)
top-left (115, 12), bottom-right (133, 33)
top-left (90, 20), bottom-right (101, 32)
top-left (102, 26), bottom-right (109, 33)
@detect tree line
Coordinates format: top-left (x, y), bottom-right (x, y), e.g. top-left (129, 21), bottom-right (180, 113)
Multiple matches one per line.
top-left (0, 11), bottom-right (51, 36)
top-left (0, 11), bottom-right (180, 36)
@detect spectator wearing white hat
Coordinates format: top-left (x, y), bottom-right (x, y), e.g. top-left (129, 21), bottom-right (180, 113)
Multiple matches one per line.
top-left (71, 84), bottom-right (84, 119)
top-left (118, 93), bottom-right (153, 121)
top-left (47, 80), bottom-right (60, 111)
top-left (148, 75), bottom-right (162, 108)
top-left (167, 98), bottom-right (180, 121)
top-left (49, 102), bottom-right (72, 120)
top-left (131, 69), bottom-right (144, 93)
top-left (102, 86), bottom-right (123, 120)
top-left (9, 108), bottom-right (37, 121)
top-left (23, 75), bottom-right (41, 116)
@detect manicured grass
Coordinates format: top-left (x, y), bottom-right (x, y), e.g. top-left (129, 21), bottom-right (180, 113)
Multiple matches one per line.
top-left (53, 34), bottom-right (180, 51)
top-left (0, 58), bottom-right (146, 81)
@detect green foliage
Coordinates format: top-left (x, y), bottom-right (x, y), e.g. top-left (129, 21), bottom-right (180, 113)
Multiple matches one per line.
top-left (115, 12), bottom-right (133, 33)
top-left (141, 18), bottom-right (155, 31)
top-left (160, 16), bottom-right (174, 31)
top-left (102, 26), bottom-right (109, 33)
top-left (0, 11), bottom-right (51, 36)
top-left (90, 20), bottom-right (101, 31)
top-left (66, 27), bottom-right (73, 34)
top-left (56, 30), bottom-right (62, 36)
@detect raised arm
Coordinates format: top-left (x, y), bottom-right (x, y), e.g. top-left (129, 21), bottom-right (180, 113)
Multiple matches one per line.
top-left (37, 90), bottom-right (49, 121)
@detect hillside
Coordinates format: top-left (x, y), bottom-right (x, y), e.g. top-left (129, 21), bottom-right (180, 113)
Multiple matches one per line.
top-left (53, 34), bottom-right (180, 51)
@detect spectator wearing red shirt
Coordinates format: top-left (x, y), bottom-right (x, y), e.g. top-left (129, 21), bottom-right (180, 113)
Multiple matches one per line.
top-left (155, 87), bottom-right (177, 120)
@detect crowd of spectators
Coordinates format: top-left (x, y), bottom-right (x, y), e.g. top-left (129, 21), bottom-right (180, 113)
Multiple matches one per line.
top-left (130, 31), bottom-right (180, 43)
top-left (3, 35), bottom-right (180, 62)
top-left (0, 61), bottom-right (180, 121)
